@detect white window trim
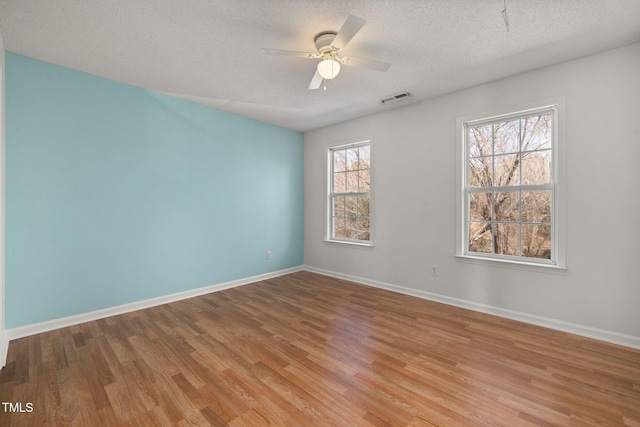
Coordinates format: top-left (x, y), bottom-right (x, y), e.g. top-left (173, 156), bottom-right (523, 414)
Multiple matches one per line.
top-left (455, 97), bottom-right (567, 270)
top-left (324, 139), bottom-right (373, 246)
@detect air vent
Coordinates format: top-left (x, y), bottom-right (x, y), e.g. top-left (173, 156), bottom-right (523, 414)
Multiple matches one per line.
top-left (380, 92), bottom-right (411, 106)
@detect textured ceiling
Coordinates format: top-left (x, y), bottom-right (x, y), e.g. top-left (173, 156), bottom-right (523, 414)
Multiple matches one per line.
top-left (1, 0), bottom-right (640, 132)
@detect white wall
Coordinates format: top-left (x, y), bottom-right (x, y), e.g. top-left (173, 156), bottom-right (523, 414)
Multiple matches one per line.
top-left (304, 42), bottom-right (640, 347)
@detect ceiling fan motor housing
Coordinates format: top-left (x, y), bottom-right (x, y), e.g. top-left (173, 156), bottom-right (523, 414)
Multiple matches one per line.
top-left (314, 31), bottom-right (338, 54)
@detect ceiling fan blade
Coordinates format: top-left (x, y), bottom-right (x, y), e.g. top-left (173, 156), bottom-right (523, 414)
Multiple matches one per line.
top-left (331, 15), bottom-right (366, 50)
top-left (260, 49), bottom-right (317, 59)
top-left (341, 56), bottom-right (391, 72)
top-left (308, 70), bottom-right (324, 90)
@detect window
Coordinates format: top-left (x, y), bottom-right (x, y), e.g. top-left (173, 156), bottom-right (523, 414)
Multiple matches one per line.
top-left (328, 142), bottom-right (371, 244)
top-left (462, 105), bottom-right (561, 265)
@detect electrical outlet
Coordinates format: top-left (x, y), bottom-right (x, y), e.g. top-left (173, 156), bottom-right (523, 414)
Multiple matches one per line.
top-left (431, 265), bottom-right (439, 277)
top-left (267, 251), bottom-right (272, 260)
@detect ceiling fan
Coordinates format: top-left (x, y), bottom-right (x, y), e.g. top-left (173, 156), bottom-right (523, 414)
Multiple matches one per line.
top-left (261, 15), bottom-right (391, 90)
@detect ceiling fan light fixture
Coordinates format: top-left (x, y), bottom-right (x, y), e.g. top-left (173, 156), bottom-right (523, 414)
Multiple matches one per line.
top-left (317, 59), bottom-right (341, 80)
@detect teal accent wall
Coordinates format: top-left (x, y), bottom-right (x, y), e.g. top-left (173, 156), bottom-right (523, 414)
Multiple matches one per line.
top-left (5, 53), bottom-right (304, 328)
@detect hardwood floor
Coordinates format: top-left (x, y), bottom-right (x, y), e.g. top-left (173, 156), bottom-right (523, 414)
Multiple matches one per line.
top-left (1, 271), bottom-right (639, 426)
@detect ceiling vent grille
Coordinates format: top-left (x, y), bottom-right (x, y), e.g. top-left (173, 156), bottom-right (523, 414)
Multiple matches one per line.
top-left (380, 92), bottom-right (411, 106)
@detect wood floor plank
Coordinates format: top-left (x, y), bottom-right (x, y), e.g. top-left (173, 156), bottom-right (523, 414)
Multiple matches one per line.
top-left (1, 271), bottom-right (639, 426)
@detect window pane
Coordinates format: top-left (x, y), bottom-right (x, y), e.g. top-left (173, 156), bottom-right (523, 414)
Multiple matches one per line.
top-left (469, 125), bottom-right (492, 158)
top-left (346, 171), bottom-right (359, 193)
top-left (470, 192), bottom-right (492, 221)
top-left (469, 222), bottom-right (492, 253)
top-left (469, 157), bottom-right (492, 187)
top-left (333, 171), bottom-right (346, 193)
top-left (346, 148), bottom-right (358, 170)
top-left (333, 217), bottom-right (346, 238)
top-left (522, 191), bottom-right (551, 223)
top-left (358, 145), bottom-right (370, 168)
top-left (522, 114), bottom-right (551, 151)
top-left (495, 192), bottom-right (519, 222)
top-left (357, 195), bottom-right (370, 217)
top-left (521, 150), bottom-right (551, 185)
top-left (357, 217), bottom-right (370, 241)
top-left (494, 120), bottom-right (519, 155)
top-left (494, 154), bottom-right (520, 186)
top-left (345, 217), bottom-right (357, 239)
top-left (333, 195), bottom-right (345, 217)
top-left (358, 169), bottom-right (370, 192)
top-left (344, 195), bottom-right (357, 217)
top-left (495, 224), bottom-right (520, 256)
top-left (522, 224), bottom-right (551, 259)
top-left (334, 150), bottom-right (346, 172)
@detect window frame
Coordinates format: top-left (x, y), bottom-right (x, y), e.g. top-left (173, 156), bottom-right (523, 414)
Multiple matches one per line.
top-left (456, 99), bottom-right (566, 269)
top-left (325, 140), bottom-right (373, 246)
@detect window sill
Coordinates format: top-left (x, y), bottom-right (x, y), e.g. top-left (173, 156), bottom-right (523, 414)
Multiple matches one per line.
top-left (324, 239), bottom-right (373, 248)
top-left (455, 254), bottom-right (567, 274)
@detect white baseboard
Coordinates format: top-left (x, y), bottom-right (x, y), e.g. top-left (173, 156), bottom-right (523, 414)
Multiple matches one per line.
top-left (304, 265), bottom-right (640, 350)
top-left (4, 263), bottom-right (638, 367)
top-left (4, 266), bottom-right (303, 343)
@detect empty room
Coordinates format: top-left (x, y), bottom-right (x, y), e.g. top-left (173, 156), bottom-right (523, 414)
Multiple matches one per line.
top-left (0, 1), bottom-right (639, 425)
